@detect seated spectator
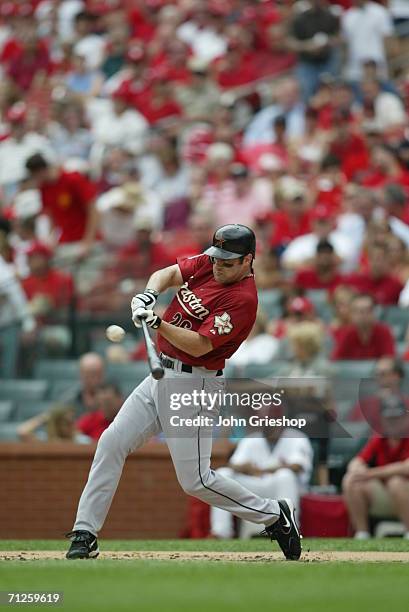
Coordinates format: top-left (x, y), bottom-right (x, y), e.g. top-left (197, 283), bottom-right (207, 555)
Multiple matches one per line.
top-left (268, 295), bottom-right (317, 340)
top-left (89, 86), bottom-right (148, 156)
top-left (17, 405), bottom-right (91, 444)
top-left (0, 251), bottom-right (36, 377)
top-left (227, 309), bottom-right (280, 369)
top-left (281, 205), bottom-right (357, 272)
top-left (359, 78), bottom-right (406, 131)
top-left (332, 294), bottom-right (395, 360)
top-left (59, 352), bottom-right (105, 416)
top-left (76, 381), bottom-right (123, 441)
top-left (96, 181), bottom-right (163, 248)
top-left (346, 242), bottom-right (403, 305)
top-left (387, 235), bottom-right (409, 284)
top-left (243, 77), bottom-right (305, 146)
top-left (295, 239), bottom-right (345, 291)
top-left (268, 178), bottom-right (311, 252)
top-left (22, 242), bottom-right (73, 319)
top-left (210, 413), bottom-right (313, 537)
top-left (174, 57), bottom-right (221, 122)
top-left (65, 50), bottom-right (104, 100)
top-left (47, 99), bottom-right (94, 164)
top-left (9, 189), bottom-right (54, 278)
top-left (349, 358), bottom-right (409, 431)
top-left (0, 101), bottom-right (54, 202)
top-left (277, 320), bottom-right (335, 485)
top-left (214, 163), bottom-right (272, 228)
top-left (329, 284), bottom-right (357, 342)
top-left (343, 395), bottom-right (409, 540)
top-left (254, 249), bottom-right (285, 291)
top-left (25, 153), bottom-right (98, 256)
top-left (363, 145), bottom-right (409, 191)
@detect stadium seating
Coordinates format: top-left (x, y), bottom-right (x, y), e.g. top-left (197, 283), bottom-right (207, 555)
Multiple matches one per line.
top-left (381, 306), bottom-right (409, 341)
top-left (0, 400), bottom-right (14, 422)
top-left (0, 380), bottom-right (48, 402)
top-left (34, 359), bottom-right (79, 381)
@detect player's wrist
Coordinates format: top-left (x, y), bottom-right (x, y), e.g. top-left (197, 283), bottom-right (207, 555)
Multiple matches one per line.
top-left (145, 288), bottom-right (159, 299)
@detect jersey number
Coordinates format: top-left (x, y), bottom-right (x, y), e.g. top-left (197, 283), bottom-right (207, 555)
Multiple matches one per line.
top-left (170, 312), bottom-right (193, 329)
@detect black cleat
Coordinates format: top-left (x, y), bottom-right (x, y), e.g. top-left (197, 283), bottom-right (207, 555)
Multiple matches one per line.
top-left (66, 530), bottom-right (99, 559)
top-left (263, 498), bottom-right (302, 561)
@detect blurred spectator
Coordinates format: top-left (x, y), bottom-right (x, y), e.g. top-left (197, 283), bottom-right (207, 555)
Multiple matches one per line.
top-left (346, 242), bottom-right (403, 305)
top-left (268, 177), bottom-right (311, 251)
top-left (387, 235), bottom-right (409, 284)
top-left (329, 284), bottom-right (357, 342)
top-left (276, 321), bottom-right (334, 485)
top-left (281, 205), bottom-right (356, 272)
top-left (227, 308), bottom-right (279, 369)
top-left (343, 395), bottom-right (409, 540)
top-left (0, 102), bottom-right (54, 201)
top-left (381, 183), bottom-right (409, 248)
top-left (213, 163), bottom-right (271, 227)
top-left (294, 239), bottom-right (344, 291)
top-left (65, 50), bottom-right (103, 100)
top-left (363, 145), bottom-right (409, 190)
top-left (0, 251), bottom-right (36, 377)
top-left (72, 10), bottom-right (106, 70)
top-left (349, 358), bottom-right (408, 430)
top-left (22, 242), bottom-right (73, 319)
top-left (17, 404), bottom-right (91, 443)
top-left (76, 381), bottom-right (123, 441)
top-left (210, 414), bottom-right (313, 537)
top-left (25, 153), bottom-right (98, 255)
top-left (332, 293), bottom-right (395, 360)
top-left (7, 20), bottom-right (52, 92)
top-left (287, 0), bottom-right (340, 102)
top-left (9, 189), bottom-right (54, 277)
top-left (96, 181), bottom-right (163, 248)
top-left (175, 56), bottom-right (221, 122)
top-left (89, 86), bottom-right (148, 155)
top-left (47, 99), bottom-right (94, 163)
top-left (269, 295), bottom-right (317, 340)
top-left (253, 249), bottom-right (285, 291)
top-left (177, 6), bottom-right (227, 63)
top-left (59, 352), bottom-right (105, 416)
top-left (243, 78), bottom-right (305, 146)
top-left (341, 0), bottom-right (395, 83)
top-left (359, 78), bottom-right (406, 131)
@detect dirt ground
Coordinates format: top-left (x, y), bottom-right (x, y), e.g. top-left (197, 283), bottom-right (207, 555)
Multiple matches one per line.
top-left (1, 551), bottom-right (409, 563)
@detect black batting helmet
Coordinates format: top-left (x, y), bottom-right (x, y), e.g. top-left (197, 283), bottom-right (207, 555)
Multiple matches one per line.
top-left (204, 224), bottom-right (256, 260)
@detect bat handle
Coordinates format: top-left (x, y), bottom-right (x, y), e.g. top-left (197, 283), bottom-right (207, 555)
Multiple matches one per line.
top-left (140, 318), bottom-right (165, 380)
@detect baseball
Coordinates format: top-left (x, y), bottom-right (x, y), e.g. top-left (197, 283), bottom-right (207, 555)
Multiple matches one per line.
top-left (106, 324), bottom-right (126, 343)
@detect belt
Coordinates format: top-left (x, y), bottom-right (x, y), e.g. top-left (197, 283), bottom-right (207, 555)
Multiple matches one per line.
top-left (160, 353), bottom-right (223, 376)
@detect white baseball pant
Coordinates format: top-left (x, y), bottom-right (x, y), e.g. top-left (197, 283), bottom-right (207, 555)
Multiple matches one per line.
top-left (73, 362), bottom-right (280, 535)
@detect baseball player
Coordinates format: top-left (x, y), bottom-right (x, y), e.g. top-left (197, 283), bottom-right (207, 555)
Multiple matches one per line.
top-left (66, 224), bottom-right (302, 560)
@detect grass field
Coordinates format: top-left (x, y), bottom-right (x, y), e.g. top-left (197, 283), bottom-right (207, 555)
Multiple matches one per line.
top-left (1, 539), bottom-right (409, 612)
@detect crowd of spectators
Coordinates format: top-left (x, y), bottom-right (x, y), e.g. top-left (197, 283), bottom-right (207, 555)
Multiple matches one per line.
top-left (1, 0), bottom-right (409, 537)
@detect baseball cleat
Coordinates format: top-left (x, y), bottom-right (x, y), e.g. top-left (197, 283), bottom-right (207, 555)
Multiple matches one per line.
top-left (262, 498), bottom-right (302, 561)
top-left (65, 530), bottom-right (99, 559)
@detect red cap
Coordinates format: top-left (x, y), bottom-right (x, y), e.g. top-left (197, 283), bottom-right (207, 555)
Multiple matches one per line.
top-left (6, 102), bottom-right (27, 124)
top-left (310, 205), bottom-right (333, 222)
top-left (288, 296), bottom-right (314, 315)
top-left (26, 242), bottom-right (53, 259)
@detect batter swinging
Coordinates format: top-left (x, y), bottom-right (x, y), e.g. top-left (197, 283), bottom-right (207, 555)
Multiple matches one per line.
top-left (66, 224), bottom-right (302, 560)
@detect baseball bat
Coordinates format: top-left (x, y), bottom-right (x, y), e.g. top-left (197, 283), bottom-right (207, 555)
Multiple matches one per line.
top-left (140, 318), bottom-right (164, 380)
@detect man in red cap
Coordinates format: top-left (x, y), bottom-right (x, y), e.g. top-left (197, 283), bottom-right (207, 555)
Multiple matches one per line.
top-left (22, 242), bottom-right (74, 319)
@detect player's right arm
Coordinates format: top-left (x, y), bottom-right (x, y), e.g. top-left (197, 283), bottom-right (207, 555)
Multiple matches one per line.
top-left (131, 265), bottom-right (183, 319)
top-left (144, 264), bottom-right (183, 294)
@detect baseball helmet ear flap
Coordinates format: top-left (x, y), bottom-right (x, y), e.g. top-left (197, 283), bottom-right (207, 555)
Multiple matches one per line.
top-left (204, 224), bottom-right (256, 260)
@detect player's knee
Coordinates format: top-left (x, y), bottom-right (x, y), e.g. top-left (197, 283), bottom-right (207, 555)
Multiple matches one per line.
top-left (176, 468), bottom-right (213, 498)
top-left (216, 466), bottom-right (234, 479)
top-left (97, 425), bottom-right (127, 456)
